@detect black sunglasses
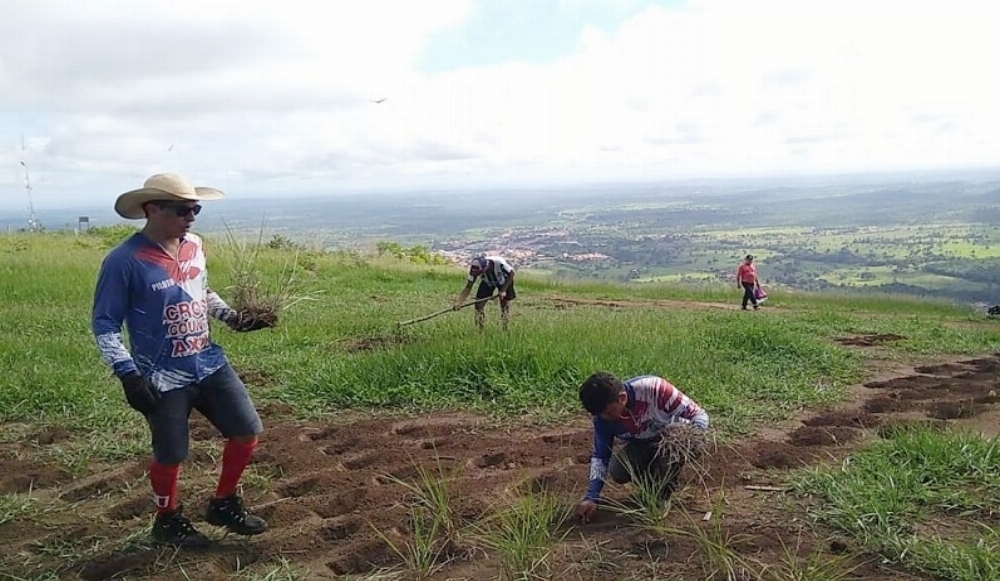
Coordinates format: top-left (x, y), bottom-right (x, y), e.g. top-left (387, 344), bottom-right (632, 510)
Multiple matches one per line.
top-left (152, 201), bottom-right (202, 217)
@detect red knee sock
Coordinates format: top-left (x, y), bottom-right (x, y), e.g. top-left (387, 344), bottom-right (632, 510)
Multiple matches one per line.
top-left (149, 460), bottom-right (180, 516)
top-left (215, 437), bottom-right (258, 498)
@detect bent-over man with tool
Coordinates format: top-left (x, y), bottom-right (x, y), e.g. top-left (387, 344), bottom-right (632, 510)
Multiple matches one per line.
top-left (453, 255), bottom-right (516, 330)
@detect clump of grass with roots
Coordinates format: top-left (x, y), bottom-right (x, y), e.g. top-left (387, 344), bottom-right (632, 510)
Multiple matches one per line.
top-left (657, 422), bottom-right (715, 495)
top-left (220, 219), bottom-right (321, 327)
top-left (656, 423), bottom-right (709, 472)
top-left (602, 423), bottom-right (711, 531)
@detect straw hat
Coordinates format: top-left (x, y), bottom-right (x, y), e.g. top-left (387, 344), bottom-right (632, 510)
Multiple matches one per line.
top-left (114, 173), bottom-right (224, 219)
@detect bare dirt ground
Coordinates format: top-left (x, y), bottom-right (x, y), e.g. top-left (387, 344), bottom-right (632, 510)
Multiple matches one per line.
top-left (539, 294), bottom-right (741, 312)
top-left (3, 342), bottom-right (999, 580)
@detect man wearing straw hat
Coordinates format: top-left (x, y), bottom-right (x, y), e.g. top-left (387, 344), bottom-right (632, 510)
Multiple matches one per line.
top-left (91, 173), bottom-right (273, 547)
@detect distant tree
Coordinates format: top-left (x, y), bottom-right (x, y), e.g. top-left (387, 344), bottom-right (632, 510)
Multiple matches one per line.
top-left (87, 224), bottom-right (140, 248)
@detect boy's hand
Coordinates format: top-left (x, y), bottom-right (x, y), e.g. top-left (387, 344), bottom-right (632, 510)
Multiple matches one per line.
top-left (575, 499), bottom-right (598, 523)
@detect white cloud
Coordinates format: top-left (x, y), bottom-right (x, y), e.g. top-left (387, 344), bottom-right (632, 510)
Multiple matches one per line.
top-left (0, 0), bottom-right (998, 209)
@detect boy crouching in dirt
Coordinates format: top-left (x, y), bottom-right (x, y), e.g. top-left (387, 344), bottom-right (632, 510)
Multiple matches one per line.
top-left (574, 372), bottom-right (709, 523)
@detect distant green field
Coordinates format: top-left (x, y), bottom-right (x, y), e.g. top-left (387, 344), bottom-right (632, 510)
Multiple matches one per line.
top-left (819, 266), bottom-right (973, 287)
top-left (530, 221), bottom-right (1000, 303)
top-left (722, 224), bottom-right (1000, 258)
top-left (699, 226), bottom-right (814, 236)
top-left (633, 272), bottom-right (718, 283)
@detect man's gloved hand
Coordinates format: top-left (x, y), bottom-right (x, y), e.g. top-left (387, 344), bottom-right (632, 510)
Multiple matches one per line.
top-left (227, 311), bottom-right (276, 333)
top-left (120, 372), bottom-right (161, 415)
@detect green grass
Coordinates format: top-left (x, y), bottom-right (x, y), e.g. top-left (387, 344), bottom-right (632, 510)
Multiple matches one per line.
top-left (270, 303), bottom-right (868, 433)
top-left (0, 229), bottom-right (995, 477)
top-left (232, 558), bottom-right (309, 581)
top-left (796, 426), bottom-right (1000, 580)
top-left (0, 488), bottom-right (41, 526)
top-left (2, 231), bottom-right (998, 439)
top-left (369, 456), bottom-right (461, 580)
top-left (473, 491), bottom-right (571, 581)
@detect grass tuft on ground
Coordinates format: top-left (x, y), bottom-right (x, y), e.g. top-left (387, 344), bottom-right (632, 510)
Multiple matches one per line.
top-left (796, 425), bottom-right (1000, 581)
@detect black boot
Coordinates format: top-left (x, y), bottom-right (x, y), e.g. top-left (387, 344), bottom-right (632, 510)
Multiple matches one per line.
top-left (152, 507), bottom-right (211, 548)
top-left (206, 494), bottom-right (268, 536)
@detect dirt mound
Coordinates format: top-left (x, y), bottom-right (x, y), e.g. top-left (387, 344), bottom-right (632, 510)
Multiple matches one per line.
top-left (540, 294), bottom-right (737, 312)
top-left (747, 353), bottom-right (1000, 475)
top-left (865, 375), bottom-right (954, 389)
top-left (236, 367), bottom-right (278, 387)
top-left (789, 426), bottom-right (861, 446)
top-left (925, 401), bottom-right (983, 420)
top-left (747, 423), bottom-right (861, 471)
top-left (802, 410), bottom-right (881, 428)
top-left (750, 441), bottom-right (818, 469)
top-left (334, 333), bottom-right (410, 353)
top-left (30, 427), bottom-right (72, 445)
top-left (860, 355), bottom-right (1000, 430)
top-left (0, 459), bottom-right (70, 494)
top-left (863, 395), bottom-right (916, 414)
top-left (836, 333), bottom-right (905, 346)
top-left (914, 362), bottom-right (976, 376)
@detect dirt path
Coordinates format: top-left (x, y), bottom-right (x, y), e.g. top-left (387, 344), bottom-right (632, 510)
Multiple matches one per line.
top-left (537, 293), bottom-right (749, 312)
top-left (2, 353), bottom-right (998, 580)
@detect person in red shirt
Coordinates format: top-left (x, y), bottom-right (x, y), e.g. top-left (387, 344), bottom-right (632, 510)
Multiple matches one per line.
top-left (736, 254), bottom-right (760, 310)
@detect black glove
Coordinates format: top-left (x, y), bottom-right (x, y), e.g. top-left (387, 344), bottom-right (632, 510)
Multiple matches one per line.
top-left (120, 373), bottom-right (161, 415)
top-left (227, 311), bottom-right (276, 333)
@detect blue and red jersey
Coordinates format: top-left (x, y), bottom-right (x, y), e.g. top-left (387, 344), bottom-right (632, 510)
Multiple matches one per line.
top-left (585, 375), bottom-right (709, 501)
top-left (92, 232), bottom-right (236, 392)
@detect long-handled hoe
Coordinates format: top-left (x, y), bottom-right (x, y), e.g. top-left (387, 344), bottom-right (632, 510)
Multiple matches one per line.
top-left (335, 296), bottom-right (499, 352)
top-left (396, 295), bottom-right (498, 328)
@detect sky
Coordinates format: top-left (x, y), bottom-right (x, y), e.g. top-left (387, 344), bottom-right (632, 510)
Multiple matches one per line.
top-left (1, 0), bottom-right (998, 211)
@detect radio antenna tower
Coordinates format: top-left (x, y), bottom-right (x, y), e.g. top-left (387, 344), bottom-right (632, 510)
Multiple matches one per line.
top-left (20, 135), bottom-right (42, 232)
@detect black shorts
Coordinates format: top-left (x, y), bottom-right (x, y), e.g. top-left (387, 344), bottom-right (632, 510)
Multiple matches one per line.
top-left (476, 280), bottom-right (516, 301)
top-left (146, 363), bottom-right (263, 465)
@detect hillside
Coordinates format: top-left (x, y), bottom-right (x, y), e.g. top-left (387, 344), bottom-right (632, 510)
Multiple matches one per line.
top-left (2, 230), bottom-right (1000, 580)
top-left (12, 176), bottom-right (1000, 305)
